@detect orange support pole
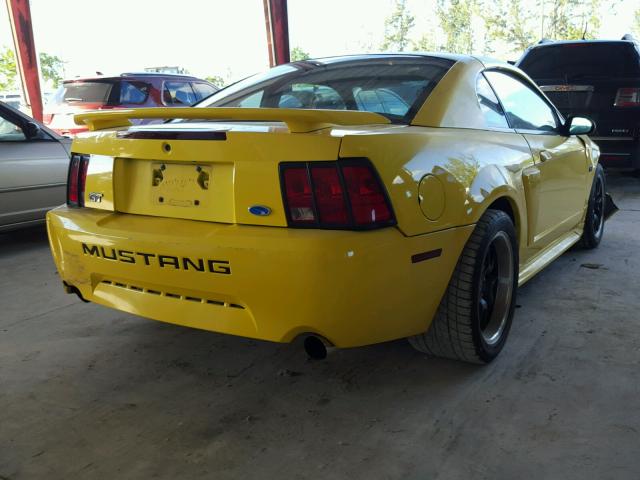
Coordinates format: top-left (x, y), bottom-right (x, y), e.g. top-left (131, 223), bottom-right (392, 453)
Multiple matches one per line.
top-left (6, 0), bottom-right (43, 121)
top-left (263, 0), bottom-right (290, 67)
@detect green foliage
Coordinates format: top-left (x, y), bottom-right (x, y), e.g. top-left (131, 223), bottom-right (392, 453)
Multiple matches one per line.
top-left (0, 47), bottom-right (66, 91)
top-left (381, 0), bottom-right (415, 51)
top-left (381, 0), bottom-right (606, 58)
top-left (0, 47), bottom-right (17, 91)
top-left (411, 32), bottom-right (438, 52)
top-left (39, 52), bottom-right (64, 88)
top-left (205, 75), bottom-right (225, 88)
top-left (290, 46), bottom-right (311, 61)
top-left (632, 8), bottom-right (640, 37)
top-left (483, 0), bottom-right (536, 54)
top-left (437, 0), bottom-right (478, 54)
top-left (541, 0), bottom-right (602, 40)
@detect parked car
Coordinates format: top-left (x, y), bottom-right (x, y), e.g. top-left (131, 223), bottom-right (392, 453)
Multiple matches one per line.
top-left (0, 101), bottom-right (70, 232)
top-left (47, 54), bottom-right (607, 363)
top-left (43, 73), bottom-right (218, 136)
top-left (517, 36), bottom-right (640, 171)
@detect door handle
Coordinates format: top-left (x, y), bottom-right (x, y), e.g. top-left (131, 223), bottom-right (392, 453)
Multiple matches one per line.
top-left (539, 150), bottom-right (553, 162)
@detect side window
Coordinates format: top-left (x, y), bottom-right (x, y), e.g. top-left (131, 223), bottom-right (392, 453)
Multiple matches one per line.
top-left (484, 71), bottom-right (558, 132)
top-left (238, 91), bottom-right (263, 107)
top-left (119, 81), bottom-right (149, 104)
top-left (476, 74), bottom-right (509, 129)
top-left (221, 90), bottom-right (263, 108)
top-left (0, 115), bottom-right (26, 142)
top-left (192, 83), bottom-right (217, 101)
top-left (277, 84), bottom-right (345, 110)
top-left (163, 81), bottom-right (197, 105)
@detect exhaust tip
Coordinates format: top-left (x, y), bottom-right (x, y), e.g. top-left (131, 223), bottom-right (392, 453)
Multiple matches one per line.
top-left (304, 336), bottom-right (328, 360)
top-left (63, 282), bottom-right (90, 303)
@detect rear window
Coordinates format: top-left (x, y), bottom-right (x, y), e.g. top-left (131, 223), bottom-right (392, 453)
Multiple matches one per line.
top-left (519, 43), bottom-right (640, 80)
top-left (196, 56), bottom-right (454, 123)
top-left (49, 81), bottom-right (114, 106)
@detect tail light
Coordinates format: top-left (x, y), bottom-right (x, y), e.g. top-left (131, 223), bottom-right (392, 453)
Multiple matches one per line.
top-left (280, 159), bottom-right (396, 230)
top-left (67, 154), bottom-right (89, 207)
top-left (42, 113), bottom-right (53, 124)
top-left (614, 88), bottom-right (640, 107)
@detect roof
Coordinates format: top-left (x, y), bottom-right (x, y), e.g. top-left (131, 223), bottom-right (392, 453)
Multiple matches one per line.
top-left (63, 72), bottom-right (201, 83)
top-left (294, 52), bottom-right (473, 65)
top-left (528, 39), bottom-right (638, 50)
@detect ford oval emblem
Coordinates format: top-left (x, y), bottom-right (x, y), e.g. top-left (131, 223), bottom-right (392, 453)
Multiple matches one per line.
top-left (248, 205), bottom-right (271, 216)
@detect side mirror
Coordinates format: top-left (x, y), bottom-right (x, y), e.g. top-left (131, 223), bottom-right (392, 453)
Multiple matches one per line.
top-left (23, 121), bottom-right (42, 139)
top-left (564, 116), bottom-right (595, 136)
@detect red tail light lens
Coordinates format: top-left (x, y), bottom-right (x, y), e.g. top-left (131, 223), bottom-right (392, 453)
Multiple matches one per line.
top-left (310, 166), bottom-right (349, 225)
top-left (280, 159), bottom-right (395, 230)
top-left (67, 154), bottom-right (89, 207)
top-left (283, 167), bottom-right (315, 223)
top-left (342, 165), bottom-right (393, 225)
top-left (614, 88), bottom-right (640, 107)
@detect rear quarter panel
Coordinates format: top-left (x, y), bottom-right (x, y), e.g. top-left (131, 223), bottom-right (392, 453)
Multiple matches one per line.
top-left (339, 126), bottom-right (535, 253)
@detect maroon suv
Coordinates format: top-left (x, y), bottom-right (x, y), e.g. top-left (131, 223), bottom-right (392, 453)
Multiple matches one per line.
top-left (44, 73), bottom-right (218, 136)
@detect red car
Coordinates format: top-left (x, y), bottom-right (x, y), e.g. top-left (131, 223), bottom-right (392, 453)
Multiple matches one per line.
top-left (44, 73), bottom-right (218, 136)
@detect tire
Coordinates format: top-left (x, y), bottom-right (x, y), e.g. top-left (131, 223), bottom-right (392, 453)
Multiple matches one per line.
top-left (409, 209), bottom-right (519, 364)
top-left (579, 164), bottom-right (606, 249)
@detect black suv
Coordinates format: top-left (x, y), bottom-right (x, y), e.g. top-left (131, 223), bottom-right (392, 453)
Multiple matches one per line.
top-left (517, 37), bottom-right (640, 170)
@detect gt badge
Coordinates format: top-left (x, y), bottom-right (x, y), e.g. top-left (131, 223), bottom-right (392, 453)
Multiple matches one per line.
top-left (89, 192), bottom-right (103, 203)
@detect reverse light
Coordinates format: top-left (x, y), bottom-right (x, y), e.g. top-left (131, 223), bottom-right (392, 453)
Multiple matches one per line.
top-left (280, 159), bottom-right (396, 230)
top-left (614, 88), bottom-right (640, 107)
top-left (67, 154), bottom-right (90, 207)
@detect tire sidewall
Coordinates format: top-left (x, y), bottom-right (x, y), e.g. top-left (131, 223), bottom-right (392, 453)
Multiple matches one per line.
top-left (583, 164), bottom-right (606, 248)
top-left (470, 213), bottom-right (519, 362)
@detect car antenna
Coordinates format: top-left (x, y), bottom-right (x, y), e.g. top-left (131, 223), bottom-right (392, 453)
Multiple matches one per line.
top-left (582, 21), bottom-right (588, 40)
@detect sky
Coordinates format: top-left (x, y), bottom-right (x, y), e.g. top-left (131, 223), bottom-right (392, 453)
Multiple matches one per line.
top-left (0, 0), bottom-right (638, 91)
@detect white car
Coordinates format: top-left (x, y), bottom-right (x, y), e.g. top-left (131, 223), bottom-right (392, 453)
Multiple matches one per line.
top-left (0, 101), bottom-right (71, 231)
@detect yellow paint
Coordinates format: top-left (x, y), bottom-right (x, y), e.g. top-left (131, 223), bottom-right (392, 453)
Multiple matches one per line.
top-left (74, 107), bottom-right (391, 133)
top-left (46, 55), bottom-right (598, 347)
top-left (47, 208), bottom-right (473, 347)
top-left (418, 174), bottom-right (445, 220)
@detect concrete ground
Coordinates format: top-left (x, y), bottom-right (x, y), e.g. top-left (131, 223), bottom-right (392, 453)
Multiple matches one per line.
top-left (1, 173), bottom-right (639, 480)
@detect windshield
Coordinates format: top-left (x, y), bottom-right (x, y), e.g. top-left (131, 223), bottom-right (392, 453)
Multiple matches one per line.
top-left (195, 56), bottom-right (454, 123)
top-left (519, 43), bottom-right (640, 80)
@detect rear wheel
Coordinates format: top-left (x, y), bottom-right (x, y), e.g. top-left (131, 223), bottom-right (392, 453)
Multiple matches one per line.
top-left (579, 164), bottom-right (605, 249)
top-left (409, 209), bottom-right (519, 364)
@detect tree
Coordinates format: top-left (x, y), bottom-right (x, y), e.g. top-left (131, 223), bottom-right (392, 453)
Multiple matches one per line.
top-left (437, 0), bottom-right (478, 54)
top-left (290, 46), bottom-right (310, 61)
top-left (39, 52), bottom-right (64, 88)
top-left (0, 47), bottom-right (17, 91)
top-left (632, 8), bottom-right (640, 38)
top-left (483, 0), bottom-right (536, 55)
top-left (205, 75), bottom-right (225, 88)
top-left (539, 0), bottom-right (603, 40)
top-left (0, 47), bottom-right (66, 91)
top-left (411, 32), bottom-right (438, 52)
top-left (381, 0), bottom-right (415, 51)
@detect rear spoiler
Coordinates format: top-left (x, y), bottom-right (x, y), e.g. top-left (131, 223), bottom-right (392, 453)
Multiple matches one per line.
top-left (74, 107), bottom-right (391, 133)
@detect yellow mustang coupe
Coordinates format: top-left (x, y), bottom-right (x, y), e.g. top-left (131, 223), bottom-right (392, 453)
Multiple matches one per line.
top-left (47, 54), bottom-right (606, 364)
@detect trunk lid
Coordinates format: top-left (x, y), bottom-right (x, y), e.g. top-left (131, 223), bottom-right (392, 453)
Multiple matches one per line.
top-left (74, 108), bottom-right (389, 227)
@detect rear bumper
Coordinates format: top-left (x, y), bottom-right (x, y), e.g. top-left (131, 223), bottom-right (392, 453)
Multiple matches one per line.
top-left (591, 137), bottom-right (640, 169)
top-left (46, 207), bottom-right (473, 347)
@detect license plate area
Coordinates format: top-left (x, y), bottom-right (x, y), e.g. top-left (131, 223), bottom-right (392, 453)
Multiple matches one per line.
top-left (151, 162), bottom-right (212, 208)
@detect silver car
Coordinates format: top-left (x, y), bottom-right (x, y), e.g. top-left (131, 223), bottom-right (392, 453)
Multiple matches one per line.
top-left (0, 101), bottom-right (71, 231)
